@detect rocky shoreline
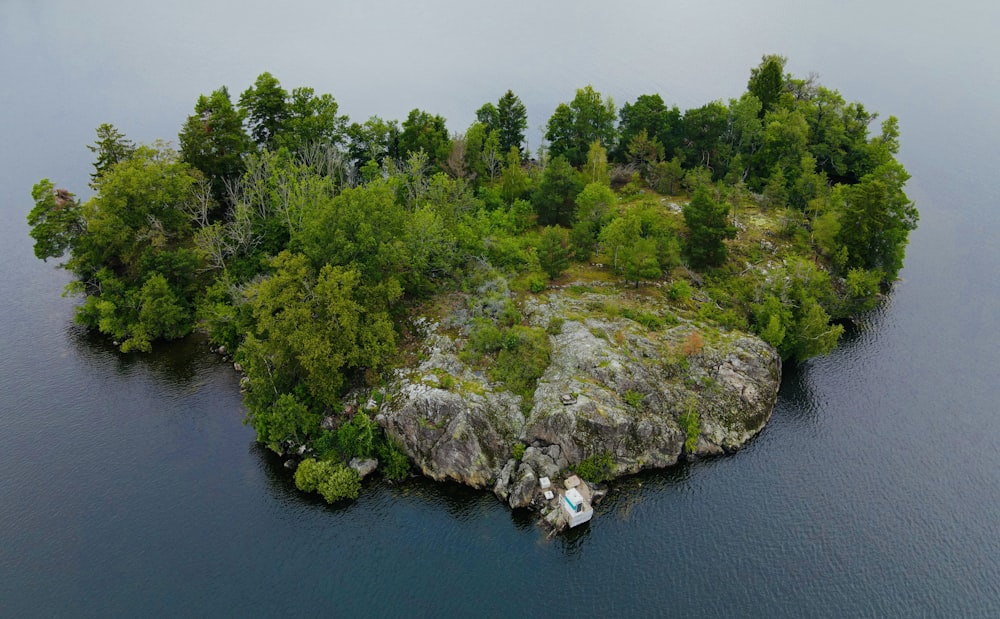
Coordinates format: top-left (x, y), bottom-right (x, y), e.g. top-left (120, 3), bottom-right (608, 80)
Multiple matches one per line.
top-left (375, 286), bottom-right (781, 531)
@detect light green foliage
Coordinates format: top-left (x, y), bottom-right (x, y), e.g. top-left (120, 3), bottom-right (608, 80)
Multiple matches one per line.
top-left (667, 280), bottom-right (693, 303)
top-left (624, 390), bottom-right (645, 408)
top-left (294, 458), bottom-right (361, 503)
top-left (584, 140), bottom-right (611, 186)
top-left (546, 316), bottom-right (565, 335)
top-left (538, 226), bottom-right (571, 280)
top-left (255, 393), bottom-right (321, 453)
top-left (500, 147), bottom-right (531, 203)
top-left (752, 257), bottom-right (844, 361)
top-left (28, 180), bottom-right (83, 261)
top-left (678, 408), bottom-right (700, 453)
top-left (575, 452), bottom-right (614, 483)
top-left (512, 442), bottom-right (526, 462)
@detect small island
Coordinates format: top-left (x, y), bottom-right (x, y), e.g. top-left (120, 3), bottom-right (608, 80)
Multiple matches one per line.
top-left (28, 56), bottom-right (916, 530)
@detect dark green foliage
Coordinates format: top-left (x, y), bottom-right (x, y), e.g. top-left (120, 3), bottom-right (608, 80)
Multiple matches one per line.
top-left (478, 90), bottom-right (528, 155)
top-left (375, 436), bottom-right (411, 481)
top-left (240, 72), bottom-right (289, 149)
top-left (618, 94), bottom-right (683, 162)
top-left (545, 86), bottom-right (617, 166)
top-left (575, 452), bottom-right (614, 483)
top-left (87, 123), bottom-right (136, 188)
top-left (336, 412), bottom-right (377, 460)
top-left (399, 109), bottom-right (451, 171)
top-left (747, 55), bottom-right (787, 115)
top-left (835, 161), bottom-right (917, 283)
top-left (683, 187), bottom-right (736, 269)
top-left (532, 156), bottom-right (583, 226)
top-left (179, 86), bottom-right (250, 203)
top-left (538, 226), bottom-right (570, 280)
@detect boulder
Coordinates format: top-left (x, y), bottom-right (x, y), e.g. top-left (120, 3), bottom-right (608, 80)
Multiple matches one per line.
top-left (349, 457), bottom-right (379, 479)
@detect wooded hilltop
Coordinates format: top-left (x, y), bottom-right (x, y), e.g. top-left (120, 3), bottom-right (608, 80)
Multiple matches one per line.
top-left (28, 56), bottom-right (917, 504)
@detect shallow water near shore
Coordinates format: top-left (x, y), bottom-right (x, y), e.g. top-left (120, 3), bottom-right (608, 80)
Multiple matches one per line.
top-left (2, 2), bottom-right (1000, 615)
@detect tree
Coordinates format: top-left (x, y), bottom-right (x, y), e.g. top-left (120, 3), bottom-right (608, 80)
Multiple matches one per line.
top-left (346, 115), bottom-right (400, 170)
top-left (583, 140), bottom-right (610, 186)
top-left (87, 123), bottom-right (135, 188)
top-left (294, 457), bottom-right (361, 502)
top-left (238, 251), bottom-right (398, 417)
top-left (618, 93), bottom-right (682, 161)
top-left (747, 54), bottom-right (787, 115)
top-left (27, 180), bottom-right (83, 261)
top-left (681, 101), bottom-right (729, 172)
top-left (398, 109), bottom-right (451, 171)
top-left (538, 226), bottom-right (570, 280)
top-left (835, 160), bottom-right (918, 282)
top-left (278, 87), bottom-right (349, 154)
top-left (488, 90), bottom-right (529, 155)
top-left (532, 155), bottom-right (583, 226)
top-left (683, 186), bottom-right (736, 268)
top-left (545, 86), bottom-right (617, 166)
top-left (752, 257), bottom-right (843, 361)
top-left (178, 86), bottom-right (250, 204)
top-left (239, 72), bottom-right (289, 149)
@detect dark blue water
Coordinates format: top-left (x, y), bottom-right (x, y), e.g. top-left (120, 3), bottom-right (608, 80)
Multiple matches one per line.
top-left (3, 3), bottom-right (999, 616)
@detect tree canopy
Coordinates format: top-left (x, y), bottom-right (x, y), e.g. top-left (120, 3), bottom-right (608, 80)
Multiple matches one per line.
top-left (28, 60), bottom-right (917, 494)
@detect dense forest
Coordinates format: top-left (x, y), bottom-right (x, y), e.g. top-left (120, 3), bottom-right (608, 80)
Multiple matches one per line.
top-left (28, 56), bottom-right (917, 500)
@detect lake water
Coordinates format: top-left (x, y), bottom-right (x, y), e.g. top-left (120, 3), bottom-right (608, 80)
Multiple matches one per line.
top-left (2, 2), bottom-right (999, 615)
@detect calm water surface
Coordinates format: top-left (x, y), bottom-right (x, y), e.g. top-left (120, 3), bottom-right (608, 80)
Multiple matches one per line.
top-left (2, 2), bottom-right (999, 616)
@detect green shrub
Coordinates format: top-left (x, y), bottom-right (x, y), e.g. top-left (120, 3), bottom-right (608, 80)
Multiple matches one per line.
top-left (317, 464), bottom-right (361, 502)
top-left (294, 458), bottom-right (361, 503)
top-left (512, 442), bottom-right (526, 461)
top-left (575, 452), bottom-right (614, 483)
top-left (621, 307), bottom-right (663, 330)
top-left (667, 280), bottom-right (692, 303)
top-left (336, 412), bottom-right (376, 459)
top-left (490, 326), bottom-right (551, 405)
top-left (468, 318), bottom-right (505, 353)
top-left (528, 273), bottom-right (547, 293)
top-left (375, 435), bottom-right (411, 481)
top-left (678, 409), bottom-right (700, 453)
top-left (546, 316), bottom-right (564, 335)
top-left (624, 390), bottom-right (645, 408)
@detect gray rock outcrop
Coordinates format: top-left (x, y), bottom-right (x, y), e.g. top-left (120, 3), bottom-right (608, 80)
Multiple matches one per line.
top-left (378, 288), bottom-right (781, 508)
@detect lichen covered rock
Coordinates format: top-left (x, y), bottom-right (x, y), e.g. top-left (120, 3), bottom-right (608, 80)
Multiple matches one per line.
top-left (378, 289), bottom-right (781, 503)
